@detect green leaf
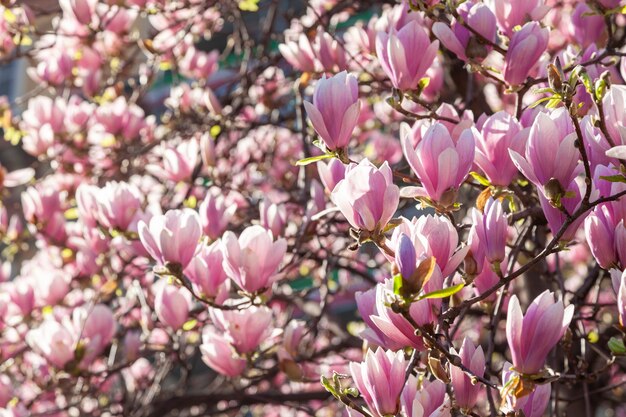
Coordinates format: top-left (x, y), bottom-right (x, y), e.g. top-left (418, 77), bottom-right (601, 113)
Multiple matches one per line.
top-left (416, 283), bottom-right (465, 301)
top-left (383, 218), bottom-right (403, 233)
top-left (469, 171), bottom-right (491, 187)
top-left (545, 97), bottom-right (562, 109)
top-left (568, 65), bottom-right (583, 87)
top-left (595, 78), bottom-right (608, 102)
top-left (600, 175), bottom-right (626, 184)
top-left (529, 96), bottom-right (554, 109)
top-left (393, 273), bottom-right (404, 297)
top-left (182, 319), bottom-right (198, 331)
top-left (531, 87), bottom-right (556, 95)
top-left (343, 387), bottom-right (359, 397)
top-left (579, 71), bottom-right (594, 94)
top-left (507, 195), bottom-right (518, 213)
top-left (321, 376), bottom-right (339, 399)
top-left (608, 336), bottom-right (626, 355)
top-left (295, 153), bottom-right (334, 166)
top-left (418, 77), bottom-right (430, 91)
top-left (239, 0), bottom-right (260, 11)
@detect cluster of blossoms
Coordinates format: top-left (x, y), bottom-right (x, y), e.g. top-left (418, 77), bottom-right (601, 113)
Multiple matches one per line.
top-left (2, 0), bottom-right (626, 416)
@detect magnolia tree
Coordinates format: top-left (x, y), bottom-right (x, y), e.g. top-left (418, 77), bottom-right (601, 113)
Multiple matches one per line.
top-left (3, 0), bottom-right (626, 416)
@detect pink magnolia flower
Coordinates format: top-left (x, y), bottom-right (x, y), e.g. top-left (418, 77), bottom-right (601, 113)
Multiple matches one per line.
top-left (77, 182), bottom-right (143, 231)
top-left (401, 376), bottom-right (450, 417)
top-left (147, 140), bottom-right (199, 183)
top-left (200, 328), bottom-right (247, 377)
top-left (88, 96), bottom-right (150, 145)
top-left (349, 348), bottom-right (407, 417)
top-left (278, 34), bottom-right (318, 73)
top-left (138, 209), bottom-right (202, 269)
top-left (501, 362), bottom-right (551, 416)
top-left (199, 187), bottom-right (237, 240)
top-left (450, 337), bottom-right (485, 411)
top-left (7, 280), bottom-right (35, 317)
top-left (617, 270), bottom-right (626, 327)
top-left (376, 20), bottom-right (439, 91)
top-left (331, 159), bottom-right (399, 233)
top-left (26, 319), bottom-right (75, 369)
top-left (389, 215), bottom-right (469, 277)
top-left (470, 198), bottom-right (508, 265)
top-left (472, 111), bottom-right (527, 186)
top-left (570, 3), bottom-right (605, 48)
top-left (615, 221), bottom-right (626, 269)
top-left (473, 259), bottom-right (503, 302)
top-left (0, 374), bottom-right (12, 407)
top-left (184, 241), bottom-right (229, 302)
top-left (502, 22), bottom-right (550, 86)
top-left (506, 291), bottom-right (574, 374)
top-left (303, 71), bottom-right (361, 152)
top-left (21, 185), bottom-right (67, 243)
top-left (494, 0), bottom-right (549, 36)
top-left (59, 0), bottom-right (97, 26)
top-left (401, 123), bottom-right (474, 205)
top-left (312, 30), bottom-right (347, 72)
top-left (221, 225), bottom-right (287, 293)
top-left (209, 304), bottom-right (273, 354)
top-left (20, 96), bottom-right (66, 157)
top-left (259, 199), bottom-right (287, 238)
top-left (317, 158), bottom-right (351, 192)
top-left (584, 206), bottom-right (617, 269)
top-left (179, 47), bottom-right (219, 80)
top-left (602, 85), bottom-right (626, 147)
top-left (538, 179), bottom-right (585, 242)
top-left (395, 234), bottom-right (417, 280)
top-left (0, 165), bottom-right (34, 189)
top-left (154, 281), bottom-right (192, 330)
top-left (36, 271), bottom-right (69, 307)
top-left (355, 272), bottom-right (444, 351)
top-left (510, 110), bottom-right (580, 196)
top-left (281, 319), bottom-right (310, 359)
top-left (432, 1), bottom-right (497, 62)
top-left (72, 304), bottom-right (116, 362)
top-left (29, 47), bottom-right (73, 86)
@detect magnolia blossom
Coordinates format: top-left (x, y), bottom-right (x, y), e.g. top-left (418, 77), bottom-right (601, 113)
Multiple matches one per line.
top-left (199, 188), bottom-right (237, 240)
top-left (432, 1), bottom-right (496, 62)
top-left (376, 20), bottom-right (439, 91)
top-left (304, 71), bottom-right (361, 152)
top-left (450, 338), bottom-right (485, 410)
top-left (349, 348), bottom-right (407, 417)
top-left (317, 158), bottom-right (350, 192)
top-left (503, 22), bottom-right (550, 86)
top-left (472, 111), bottom-right (527, 186)
top-left (401, 376), bottom-right (450, 417)
top-left (138, 209), bottom-right (202, 269)
top-left (77, 181), bottom-right (143, 231)
top-left (26, 319), bottom-right (75, 369)
top-left (200, 327), bottom-right (247, 377)
top-left (506, 291), bottom-right (574, 374)
top-left (356, 272), bottom-right (444, 350)
top-left (470, 198), bottom-right (508, 265)
top-left (209, 304), bottom-right (273, 354)
top-left (154, 281), bottom-right (192, 330)
top-left (510, 110), bottom-right (580, 196)
top-left (184, 241), bottom-right (229, 301)
top-left (494, 0), bottom-right (548, 36)
top-left (221, 225), bottom-right (287, 293)
top-left (401, 122), bottom-right (474, 205)
top-left (331, 159), bottom-right (399, 233)
top-left (389, 214), bottom-right (469, 277)
top-left (501, 362), bottom-right (551, 416)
